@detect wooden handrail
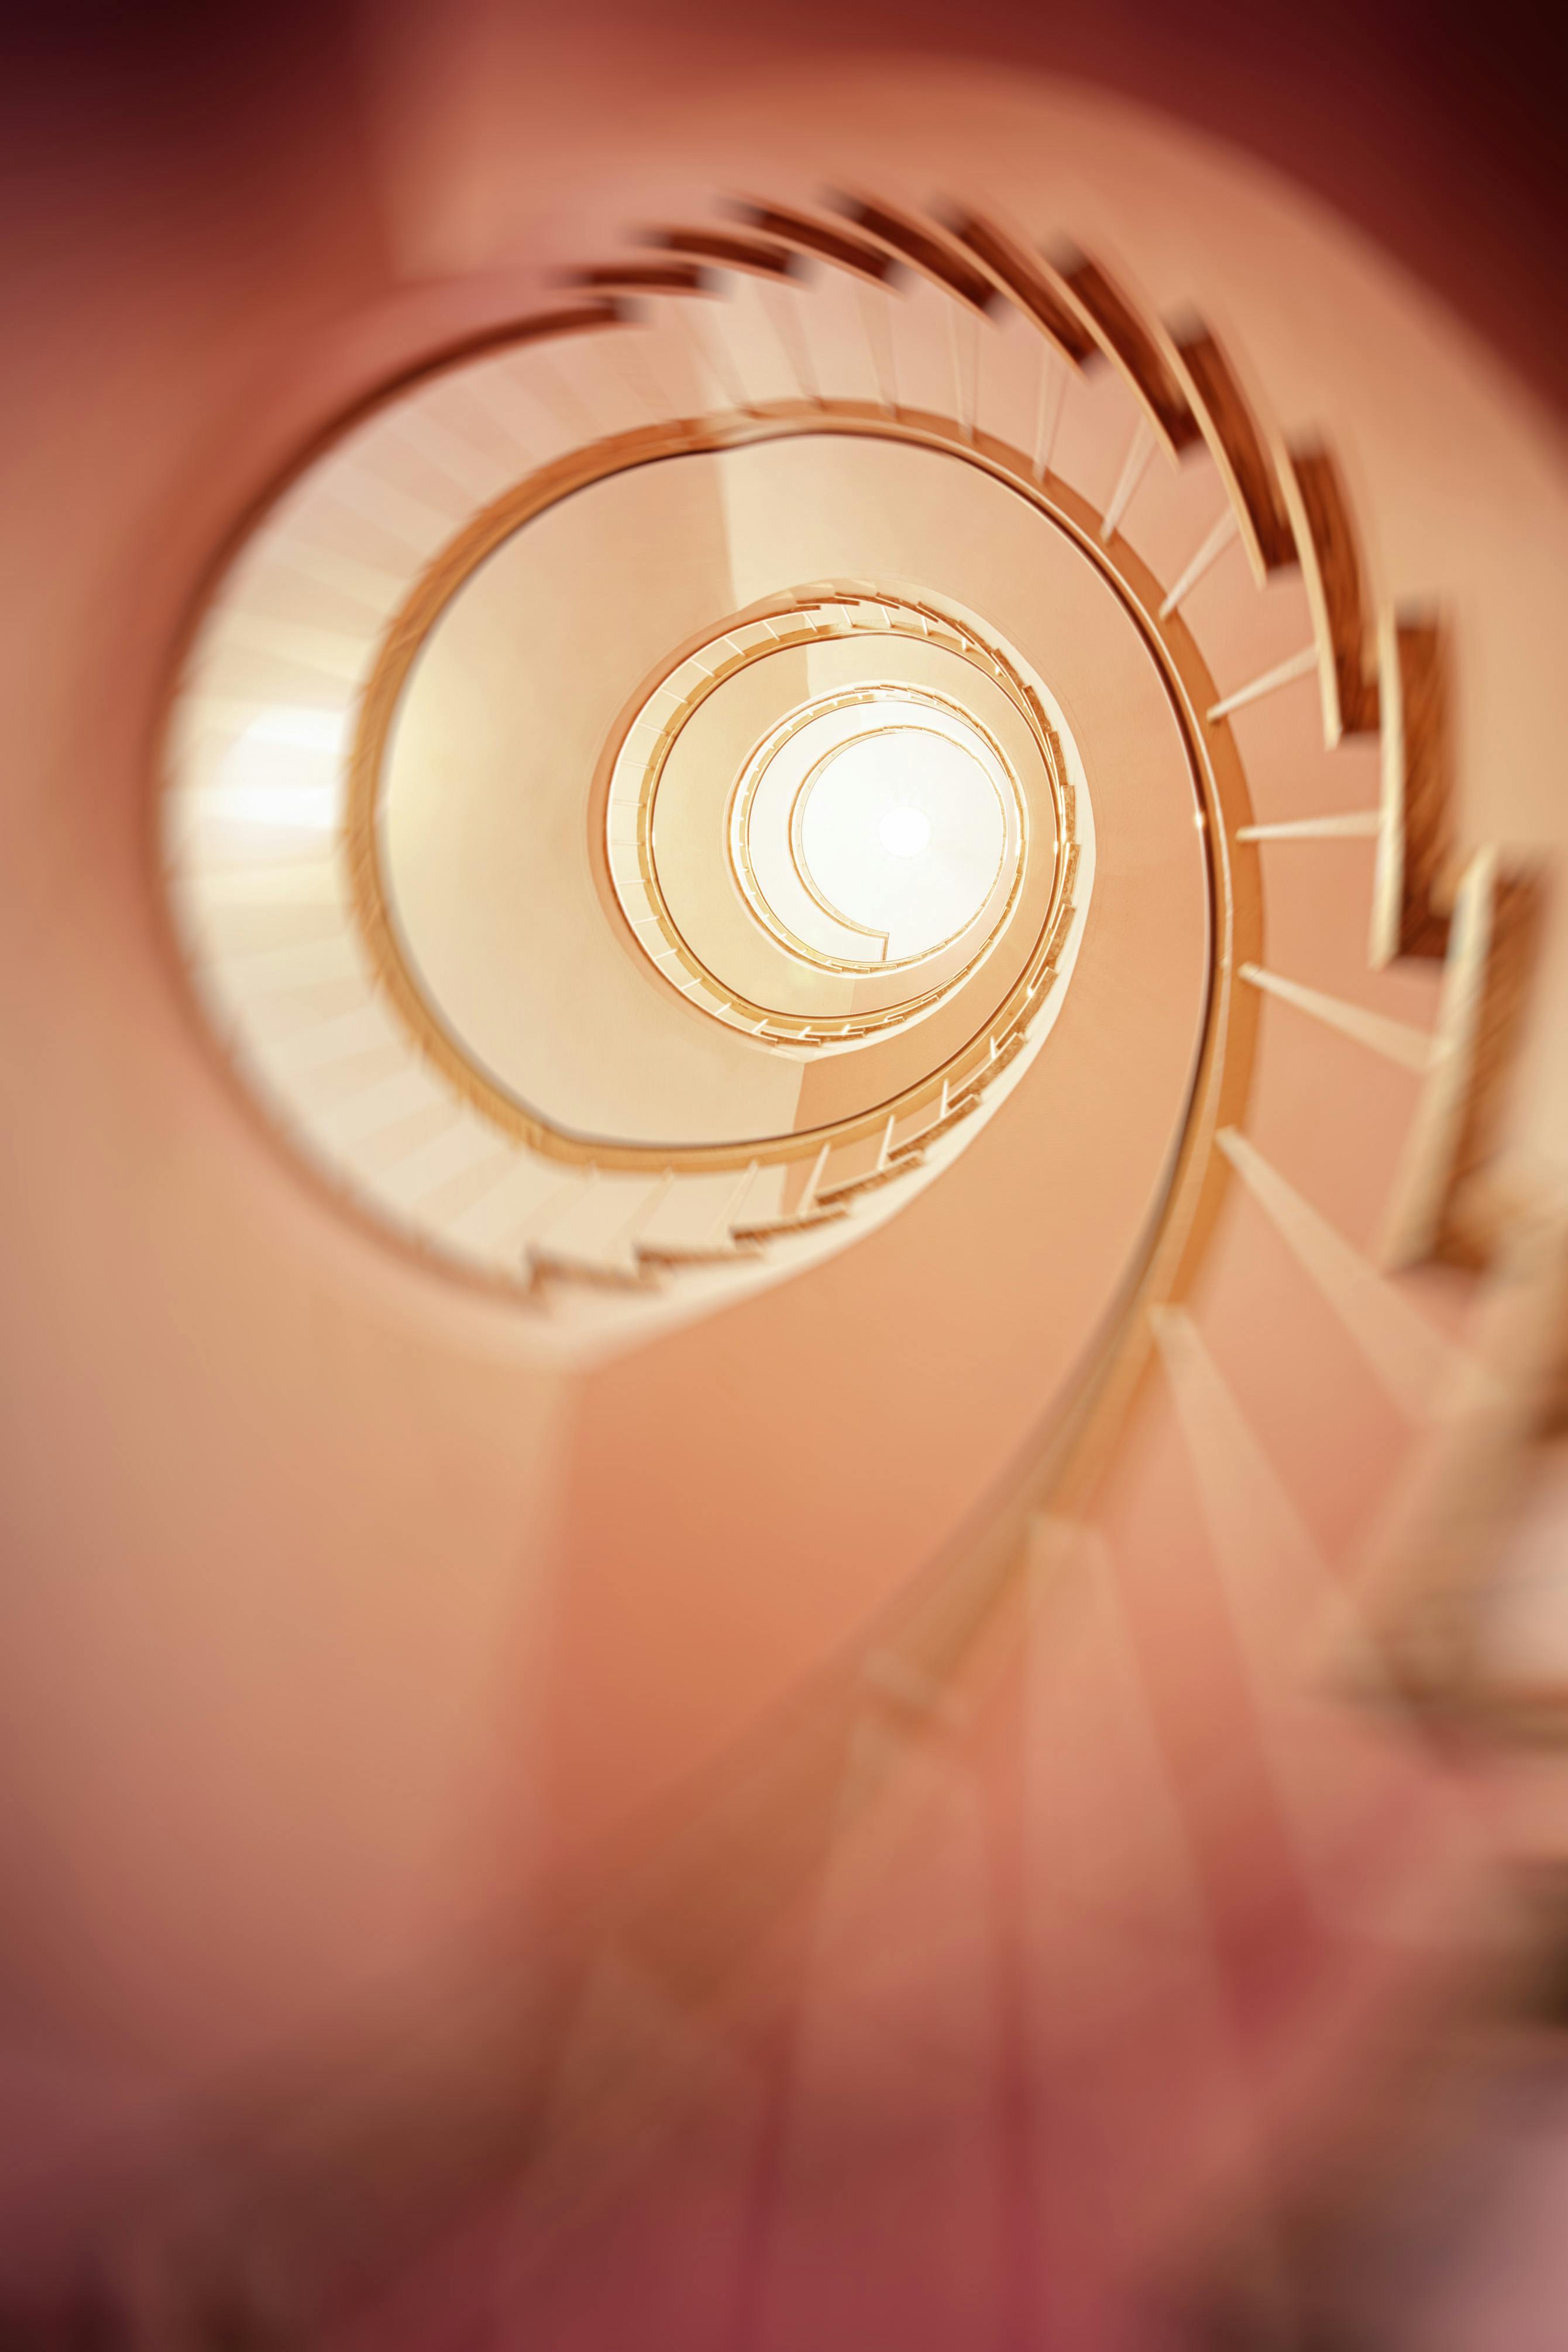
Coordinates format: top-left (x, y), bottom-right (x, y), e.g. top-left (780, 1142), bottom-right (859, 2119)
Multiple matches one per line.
top-left (566, 260), bottom-right (708, 296)
top-left (828, 192), bottom-right (1006, 315)
top-left (1170, 324), bottom-right (1297, 576)
top-left (647, 227), bottom-right (804, 281)
top-left (1371, 614), bottom-right (1454, 964)
top-left (1054, 247), bottom-right (1202, 455)
top-left (726, 198), bottom-right (901, 284)
top-left (1427, 865), bottom-right (1540, 1274)
top-left (938, 208), bottom-right (1098, 363)
top-left (480, 300), bottom-right (628, 346)
top-left (1380, 850), bottom-right (1544, 1271)
top-left (1280, 441), bottom-right (1382, 740)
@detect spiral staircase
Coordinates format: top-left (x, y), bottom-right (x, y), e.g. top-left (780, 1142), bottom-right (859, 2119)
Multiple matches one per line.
top-left (4, 31), bottom-right (1568, 2352)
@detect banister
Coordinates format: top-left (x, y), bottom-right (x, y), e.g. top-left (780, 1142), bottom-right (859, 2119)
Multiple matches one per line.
top-left (566, 259), bottom-right (709, 295)
top-left (1053, 246), bottom-right (1203, 455)
top-left (1170, 324), bottom-right (1298, 578)
top-left (1380, 850), bottom-right (1545, 1272)
top-left (1370, 613), bottom-right (1454, 964)
top-left (1279, 441), bottom-right (1383, 741)
top-left (827, 191), bottom-right (1006, 315)
top-left (726, 198), bottom-right (901, 284)
top-left (938, 207), bottom-right (1098, 363)
top-left (645, 226), bottom-right (804, 281)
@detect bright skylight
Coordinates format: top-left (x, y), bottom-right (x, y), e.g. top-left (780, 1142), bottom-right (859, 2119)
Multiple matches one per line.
top-left (879, 807), bottom-right (933, 857)
top-left (797, 717), bottom-right (1007, 961)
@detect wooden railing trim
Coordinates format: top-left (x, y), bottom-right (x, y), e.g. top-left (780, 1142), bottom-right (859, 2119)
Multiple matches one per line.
top-left (1051, 246), bottom-right (1203, 456)
top-left (1371, 611), bottom-right (1455, 965)
top-left (645, 227), bottom-right (804, 282)
top-left (726, 198), bottom-right (902, 286)
top-left (1379, 850), bottom-right (1545, 1272)
top-left (434, 300), bottom-right (630, 353)
top-left (827, 191), bottom-right (1007, 315)
top-left (1279, 440), bottom-right (1382, 741)
top-left (1426, 865), bottom-right (1545, 1271)
top-left (1169, 322), bottom-right (1297, 579)
top-left (937, 207), bottom-right (1098, 365)
top-left (566, 260), bottom-right (709, 297)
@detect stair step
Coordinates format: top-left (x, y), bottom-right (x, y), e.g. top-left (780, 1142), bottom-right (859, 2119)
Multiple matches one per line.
top-left (526, 1247), bottom-right (660, 1295)
top-left (731, 1205), bottom-right (850, 1243)
top-left (816, 1157), bottom-right (925, 1208)
top-left (989, 1026), bottom-right (1030, 1071)
top-left (888, 1092), bottom-right (984, 1160)
top-left (634, 1239), bottom-right (763, 1270)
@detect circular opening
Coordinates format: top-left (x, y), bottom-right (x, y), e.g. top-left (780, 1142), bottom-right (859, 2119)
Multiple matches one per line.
top-left (606, 587), bottom-right (1059, 1046)
top-left (729, 685), bottom-right (1023, 976)
top-left (797, 723), bottom-right (1006, 961)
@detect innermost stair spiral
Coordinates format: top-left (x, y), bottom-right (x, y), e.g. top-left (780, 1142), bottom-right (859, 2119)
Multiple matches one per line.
top-left (735, 687), bottom-right (1017, 970)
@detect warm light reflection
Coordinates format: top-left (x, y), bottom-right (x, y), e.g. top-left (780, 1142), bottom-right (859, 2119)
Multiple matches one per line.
top-left (879, 806), bottom-right (933, 857)
top-left (798, 720), bottom-right (1006, 961)
top-left (735, 686), bottom-right (1023, 973)
top-left (209, 705), bottom-right (346, 830)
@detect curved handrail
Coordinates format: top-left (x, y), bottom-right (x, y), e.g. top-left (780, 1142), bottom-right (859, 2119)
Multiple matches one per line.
top-left (940, 205), bottom-right (1099, 363)
top-left (645, 225), bottom-right (803, 280)
top-left (1280, 439), bottom-right (1383, 738)
top-left (1054, 243), bottom-right (1204, 454)
top-left (826, 190), bottom-right (1007, 314)
top-left (1371, 611), bottom-right (1455, 962)
top-left (343, 414), bottom-right (1089, 1172)
top-left (728, 197), bottom-right (902, 284)
top-left (122, 178), bottom-right (1562, 2340)
top-left (1170, 322), bottom-right (1298, 576)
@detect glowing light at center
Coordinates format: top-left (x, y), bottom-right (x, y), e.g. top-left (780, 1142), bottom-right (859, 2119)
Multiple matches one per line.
top-left (879, 806), bottom-right (933, 857)
top-left (800, 720), bottom-right (1007, 959)
top-left (732, 686), bottom-right (1022, 972)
